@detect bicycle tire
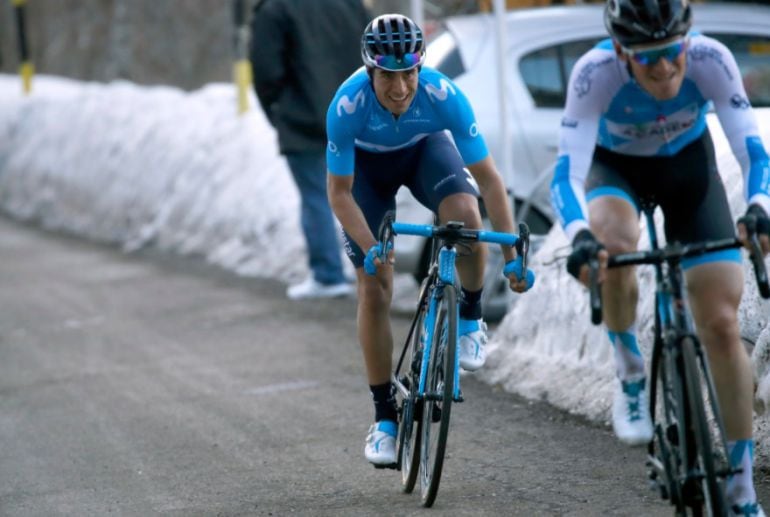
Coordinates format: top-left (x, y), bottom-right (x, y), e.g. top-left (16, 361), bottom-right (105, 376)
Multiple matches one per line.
top-left (419, 284), bottom-right (457, 507)
top-left (398, 302), bottom-right (426, 493)
top-left (649, 336), bottom-right (686, 513)
top-left (681, 336), bottom-right (727, 515)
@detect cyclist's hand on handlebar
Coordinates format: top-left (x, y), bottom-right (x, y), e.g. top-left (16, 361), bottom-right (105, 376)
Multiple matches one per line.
top-left (566, 230), bottom-right (609, 288)
top-left (503, 256), bottom-right (535, 293)
top-left (737, 204), bottom-right (770, 256)
top-left (363, 241), bottom-right (394, 276)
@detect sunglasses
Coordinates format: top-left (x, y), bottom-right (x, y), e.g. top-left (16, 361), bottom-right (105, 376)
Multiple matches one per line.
top-left (374, 52), bottom-right (422, 71)
top-left (622, 38), bottom-right (688, 66)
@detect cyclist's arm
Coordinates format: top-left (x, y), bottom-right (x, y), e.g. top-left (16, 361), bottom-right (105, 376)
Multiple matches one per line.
top-left (466, 156), bottom-right (516, 264)
top-left (549, 51), bottom-right (606, 243)
top-left (327, 173), bottom-right (377, 256)
top-left (325, 84), bottom-right (377, 258)
top-left (431, 72), bottom-right (516, 261)
top-left (694, 37), bottom-right (770, 215)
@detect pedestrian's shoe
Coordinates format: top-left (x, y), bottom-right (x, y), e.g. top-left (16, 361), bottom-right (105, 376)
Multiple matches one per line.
top-left (286, 277), bottom-right (353, 300)
top-left (458, 318), bottom-right (488, 371)
top-left (612, 374), bottom-right (653, 447)
top-left (364, 420), bottom-right (397, 467)
top-left (731, 502), bottom-right (766, 516)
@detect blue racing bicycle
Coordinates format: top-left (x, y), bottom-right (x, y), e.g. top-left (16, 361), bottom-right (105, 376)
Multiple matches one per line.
top-left (375, 210), bottom-right (531, 507)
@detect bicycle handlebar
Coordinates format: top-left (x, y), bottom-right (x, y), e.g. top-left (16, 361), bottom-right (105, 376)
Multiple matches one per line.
top-left (392, 221), bottom-right (521, 247)
top-left (376, 210), bottom-right (530, 273)
top-left (587, 234), bottom-right (770, 325)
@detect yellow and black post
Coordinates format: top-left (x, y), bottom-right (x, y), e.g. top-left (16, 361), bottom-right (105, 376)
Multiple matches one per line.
top-left (11, 0), bottom-right (33, 94)
top-left (232, 0), bottom-right (252, 114)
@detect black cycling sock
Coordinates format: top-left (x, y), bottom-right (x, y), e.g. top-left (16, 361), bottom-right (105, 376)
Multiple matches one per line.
top-left (370, 382), bottom-right (398, 422)
top-left (459, 287), bottom-right (483, 320)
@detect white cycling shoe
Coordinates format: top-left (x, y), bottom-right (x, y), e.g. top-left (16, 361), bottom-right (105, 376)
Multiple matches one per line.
top-left (286, 277), bottom-right (353, 300)
top-left (364, 420), bottom-right (397, 467)
top-left (458, 318), bottom-right (488, 372)
top-left (612, 374), bottom-right (653, 447)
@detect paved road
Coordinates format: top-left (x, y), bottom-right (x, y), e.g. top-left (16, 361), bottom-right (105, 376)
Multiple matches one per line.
top-left (1, 216), bottom-right (768, 516)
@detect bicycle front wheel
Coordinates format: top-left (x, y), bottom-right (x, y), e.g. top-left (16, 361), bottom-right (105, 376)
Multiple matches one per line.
top-left (649, 334), bottom-right (685, 512)
top-left (398, 301), bottom-right (426, 493)
top-left (419, 284), bottom-right (457, 507)
top-left (681, 336), bottom-right (727, 515)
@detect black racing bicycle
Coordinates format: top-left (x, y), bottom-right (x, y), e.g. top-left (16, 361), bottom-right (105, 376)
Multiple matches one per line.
top-left (376, 210), bottom-right (530, 507)
top-left (587, 204), bottom-right (770, 516)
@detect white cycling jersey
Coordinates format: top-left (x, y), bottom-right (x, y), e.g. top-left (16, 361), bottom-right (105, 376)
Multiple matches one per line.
top-left (551, 34), bottom-right (770, 241)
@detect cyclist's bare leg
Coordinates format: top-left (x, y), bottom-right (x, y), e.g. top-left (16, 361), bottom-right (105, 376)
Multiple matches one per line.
top-left (686, 261), bottom-right (757, 506)
top-left (437, 192), bottom-right (486, 291)
top-left (355, 266), bottom-right (394, 385)
top-left (587, 196), bottom-right (640, 331)
top-left (685, 262), bottom-right (752, 440)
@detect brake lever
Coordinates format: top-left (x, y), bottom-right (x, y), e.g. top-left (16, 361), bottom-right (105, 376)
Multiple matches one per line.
top-left (588, 253), bottom-right (603, 325)
top-left (377, 210), bottom-right (396, 263)
top-left (517, 222), bottom-right (530, 273)
top-left (749, 233), bottom-right (770, 299)
top-left (739, 213), bottom-right (770, 299)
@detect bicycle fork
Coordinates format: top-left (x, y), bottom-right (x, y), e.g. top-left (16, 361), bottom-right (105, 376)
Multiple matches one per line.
top-left (417, 290), bottom-right (463, 404)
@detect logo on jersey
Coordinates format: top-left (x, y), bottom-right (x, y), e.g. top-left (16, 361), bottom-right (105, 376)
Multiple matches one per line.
top-left (730, 94), bottom-right (750, 110)
top-left (328, 141), bottom-right (339, 155)
top-left (689, 44), bottom-right (733, 81)
top-left (606, 103), bottom-right (699, 152)
top-left (469, 123), bottom-right (479, 137)
top-left (574, 57), bottom-right (614, 98)
top-left (424, 78), bottom-right (456, 102)
top-left (336, 90), bottom-right (365, 116)
top-left (561, 118), bottom-right (578, 129)
top-left (367, 112), bottom-right (388, 131)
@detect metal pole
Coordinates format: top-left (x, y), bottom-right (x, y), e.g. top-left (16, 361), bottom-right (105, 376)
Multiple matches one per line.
top-left (12, 0), bottom-right (33, 94)
top-left (410, 0), bottom-right (424, 29)
top-left (493, 0), bottom-right (515, 222)
top-left (233, 0), bottom-right (252, 114)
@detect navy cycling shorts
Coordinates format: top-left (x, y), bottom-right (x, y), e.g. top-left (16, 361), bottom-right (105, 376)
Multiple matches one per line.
top-left (342, 131), bottom-right (478, 268)
top-left (584, 130), bottom-right (740, 268)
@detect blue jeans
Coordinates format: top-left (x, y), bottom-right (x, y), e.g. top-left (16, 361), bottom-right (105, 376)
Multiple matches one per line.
top-left (285, 151), bottom-right (346, 285)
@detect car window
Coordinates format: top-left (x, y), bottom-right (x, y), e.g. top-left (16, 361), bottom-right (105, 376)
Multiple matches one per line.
top-left (704, 33), bottom-right (770, 108)
top-left (518, 38), bottom-right (603, 108)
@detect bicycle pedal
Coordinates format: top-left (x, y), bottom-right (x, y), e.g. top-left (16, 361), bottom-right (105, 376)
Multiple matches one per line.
top-left (372, 462), bottom-right (398, 470)
top-left (432, 405), bottom-right (442, 423)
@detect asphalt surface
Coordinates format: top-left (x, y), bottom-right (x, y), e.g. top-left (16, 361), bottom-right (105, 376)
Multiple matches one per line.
top-left (1, 215), bottom-right (769, 516)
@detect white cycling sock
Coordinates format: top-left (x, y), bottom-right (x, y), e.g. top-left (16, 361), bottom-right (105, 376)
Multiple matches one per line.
top-left (607, 323), bottom-right (645, 381)
top-left (727, 439), bottom-right (757, 507)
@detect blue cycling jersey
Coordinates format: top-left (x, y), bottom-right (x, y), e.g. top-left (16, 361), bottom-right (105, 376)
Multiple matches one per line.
top-left (551, 34), bottom-right (770, 241)
top-left (325, 67), bottom-right (489, 176)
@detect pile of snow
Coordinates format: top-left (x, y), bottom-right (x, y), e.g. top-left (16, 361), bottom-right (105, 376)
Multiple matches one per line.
top-left (3, 74), bottom-right (770, 462)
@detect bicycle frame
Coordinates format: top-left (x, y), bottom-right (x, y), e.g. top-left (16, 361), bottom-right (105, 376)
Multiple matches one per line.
top-left (390, 219), bottom-right (524, 404)
top-left (604, 205), bottom-right (754, 513)
top-left (406, 242), bottom-right (462, 402)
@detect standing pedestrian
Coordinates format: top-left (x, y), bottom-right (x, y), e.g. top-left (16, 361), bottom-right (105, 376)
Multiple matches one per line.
top-left (250, 0), bottom-right (370, 299)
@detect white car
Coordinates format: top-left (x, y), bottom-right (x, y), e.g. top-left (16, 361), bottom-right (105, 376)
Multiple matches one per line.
top-left (394, 2), bottom-right (770, 321)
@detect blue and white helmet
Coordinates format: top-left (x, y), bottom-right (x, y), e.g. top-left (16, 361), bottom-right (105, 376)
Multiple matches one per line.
top-left (360, 14), bottom-right (425, 71)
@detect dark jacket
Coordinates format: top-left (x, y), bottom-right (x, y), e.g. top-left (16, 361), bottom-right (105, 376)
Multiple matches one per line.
top-left (250, 0), bottom-right (370, 154)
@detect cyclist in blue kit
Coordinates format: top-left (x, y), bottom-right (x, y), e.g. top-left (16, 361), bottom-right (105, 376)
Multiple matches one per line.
top-left (326, 14), bottom-right (534, 467)
top-left (551, 0), bottom-right (770, 514)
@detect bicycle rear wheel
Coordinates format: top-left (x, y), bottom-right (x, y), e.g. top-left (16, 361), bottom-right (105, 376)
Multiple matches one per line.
top-left (680, 336), bottom-right (727, 515)
top-left (398, 301), bottom-right (426, 493)
top-left (419, 284), bottom-right (457, 507)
